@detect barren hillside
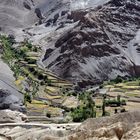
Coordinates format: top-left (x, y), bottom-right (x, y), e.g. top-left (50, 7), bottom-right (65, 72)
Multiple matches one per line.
top-left (0, 111), bottom-right (140, 140)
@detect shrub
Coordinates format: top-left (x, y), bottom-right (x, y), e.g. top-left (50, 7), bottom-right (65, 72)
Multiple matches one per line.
top-left (28, 67), bottom-right (35, 72)
top-left (72, 92), bottom-right (77, 96)
top-left (43, 75), bottom-right (48, 82)
top-left (105, 99), bottom-right (120, 107)
top-left (47, 79), bottom-right (52, 86)
top-left (120, 108), bottom-right (126, 113)
top-left (26, 42), bottom-right (32, 49)
top-left (33, 47), bottom-right (38, 52)
top-left (114, 76), bottom-right (123, 84)
top-left (8, 34), bottom-right (16, 45)
top-left (40, 81), bottom-right (45, 85)
top-left (27, 59), bottom-right (36, 64)
top-left (46, 112), bottom-right (51, 118)
top-left (24, 94), bottom-right (32, 103)
top-left (38, 74), bottom-right (44, 80)
top-left (121, 100), bottom-right (126, 106)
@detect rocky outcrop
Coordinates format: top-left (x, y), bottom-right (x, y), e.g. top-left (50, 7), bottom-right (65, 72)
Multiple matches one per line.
top-left (66, 111), bottom-right (140, 140)
top-left (0, 89), bottom-right (26, 113)
top-left (0, 109), bottom-right (27, 123)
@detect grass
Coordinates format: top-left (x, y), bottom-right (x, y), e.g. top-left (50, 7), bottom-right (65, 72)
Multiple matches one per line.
top-left (27, 100), bottom-right (46, 108)
top-left (45, 86), bottom-right (59, 93)
top-left (126, 93), bottom-right (140, 97)
top-left (26, 52), bottom-right (39, 57)
top-left (122, 86), bottom-right (140, 90)
top-left (46, 94), bottom-right (62, 100)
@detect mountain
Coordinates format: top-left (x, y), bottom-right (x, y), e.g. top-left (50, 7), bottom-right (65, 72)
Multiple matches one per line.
top-left (0, 0), bottom-right (140, 87)
top-left (38, 0), bottom-right (140, 87)
top-left (0, 0), bottom-right (48, 40)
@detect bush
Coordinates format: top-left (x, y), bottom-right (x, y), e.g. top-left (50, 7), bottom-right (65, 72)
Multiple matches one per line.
top-left (24, 94), bottom-right (32, 103)
top-left (40, 81), bottom-right (45, 85)
top-left (27, 59), bottom-right (36, 64)
top-left (121, 99), bottom-right (126, 106)
top-left (26, 42), bottom-right (32, 49)
top-left (120, 108), bottom-right (126, 113)
top-left (105, 99), bottom-right (120, 107)
top-left (38, 74), bottom-right (44, 80)
top-left (47, 79), bottom-right (52, 86)
top-left (113, 76), bottom-right (123, 84)
top-left (105, 99), bottom-right (126, 107)
top-left (43, 75), bottom-right (48, 82)
top-left (19, 49), bottom-right (27, 57)
top-left (28, 67), bottom-right (35, 72)
top-left (71, 108), bottom-right (84, 122)
top-left (46, 112), bottom-right (51, 118)
top-left (33, 47), bottom-right (38, 52)
top-left (72, 92), bottom-right (77, 96)
top-left (8, 34), bottom-right (16, 45)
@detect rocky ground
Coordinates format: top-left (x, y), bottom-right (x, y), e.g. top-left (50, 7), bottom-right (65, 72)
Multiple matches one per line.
top-left (0, 111), bottom-right (140, 140)
top-left (0, 109), bottom-right (27, 123)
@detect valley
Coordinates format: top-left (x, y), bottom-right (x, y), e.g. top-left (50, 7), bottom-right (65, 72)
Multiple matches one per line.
top-left (1, 34), bottom-right (140, 124)
top-left (0, 0), bottom-right (140, 140)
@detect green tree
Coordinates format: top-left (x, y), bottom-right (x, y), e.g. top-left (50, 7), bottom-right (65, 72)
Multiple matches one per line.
top-left (102, 94), bottom-right (106, 116)
top-left (24, 94), bottom-right (32, 103)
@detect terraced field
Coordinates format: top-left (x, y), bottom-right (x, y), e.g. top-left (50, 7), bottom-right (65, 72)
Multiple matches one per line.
top-left (0, 35), bottom-right (75, 123)
top-left (94, 80), bottom-right (140, 116)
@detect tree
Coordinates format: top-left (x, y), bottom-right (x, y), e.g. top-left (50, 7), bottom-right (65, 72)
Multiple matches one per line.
top-left (117, 95), bottom-right (121, 106)
top-left (102, 94), bottom-right (106, 116)
top-left (71, 93), bottom-right (96, 122)
top-left (24, 94), bottom-right (32, 103)
top-left (114, 76), bottom-right (123, 84)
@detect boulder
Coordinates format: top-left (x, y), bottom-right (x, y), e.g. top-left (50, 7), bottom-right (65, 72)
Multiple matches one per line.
top-left (0, 109), bottom-right (27, 123)
top-left (0, 89), bottom-right (26, 113)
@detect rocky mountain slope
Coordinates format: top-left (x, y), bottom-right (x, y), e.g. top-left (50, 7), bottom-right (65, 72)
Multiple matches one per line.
top-left (40, 0), bottom-right (140, 86)
top-left (0, 0), bottom-right (48, 40)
